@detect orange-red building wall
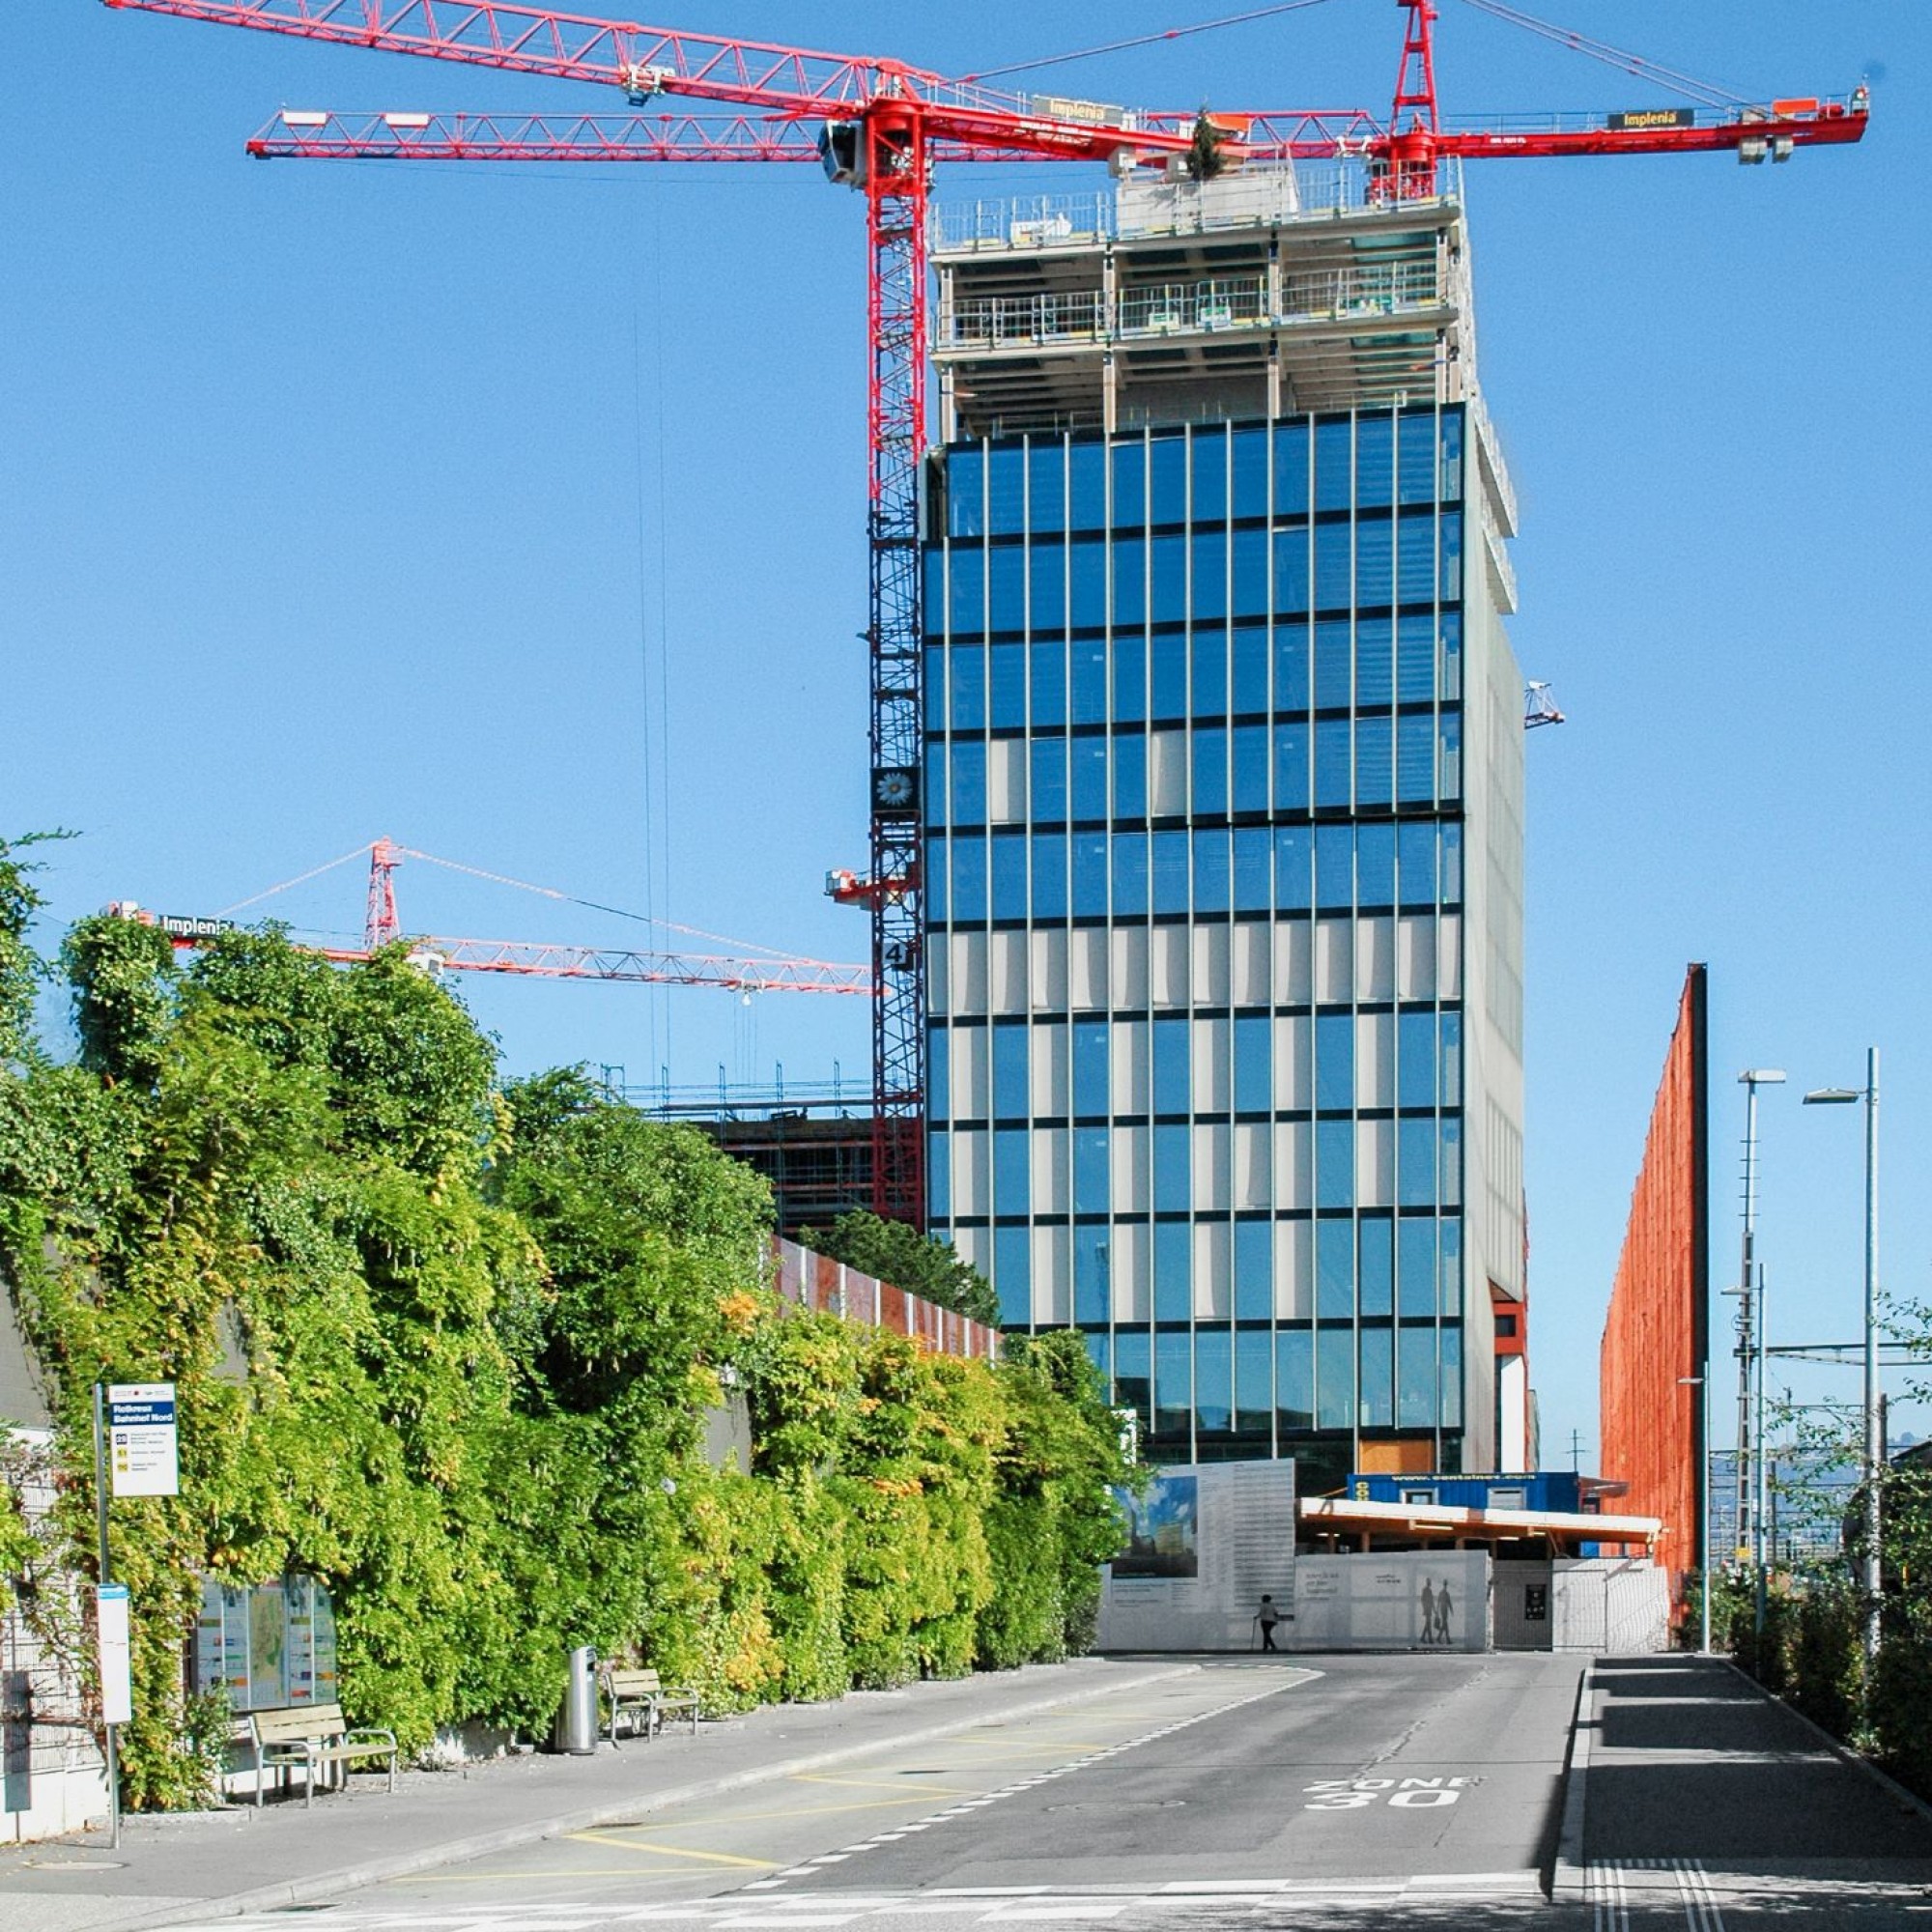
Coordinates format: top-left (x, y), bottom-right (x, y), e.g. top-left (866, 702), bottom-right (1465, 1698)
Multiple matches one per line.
top-left (1600, 965), bottom-right (1709, 1588)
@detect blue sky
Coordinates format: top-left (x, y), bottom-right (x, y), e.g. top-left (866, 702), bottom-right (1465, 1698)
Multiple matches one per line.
top-left (3, 1), bottom-right (1925, 1460)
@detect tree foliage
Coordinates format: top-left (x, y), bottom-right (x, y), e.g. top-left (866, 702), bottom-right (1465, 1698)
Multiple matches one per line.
top-left (0, 886), bottom-right (1133, 1811)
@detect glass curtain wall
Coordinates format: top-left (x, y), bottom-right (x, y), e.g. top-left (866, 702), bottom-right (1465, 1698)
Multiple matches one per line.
top-left (925, 405), bottom-right (1467, 1474)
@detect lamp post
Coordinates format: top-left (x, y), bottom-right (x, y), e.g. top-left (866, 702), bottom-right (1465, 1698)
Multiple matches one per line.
top-left (1804, 1049), bottom-right (1881, 1662)
top-left (1678, 1374), bottom-right (1711, 1653)
top-left (1732, 1069), bottom-right (1785, 1632)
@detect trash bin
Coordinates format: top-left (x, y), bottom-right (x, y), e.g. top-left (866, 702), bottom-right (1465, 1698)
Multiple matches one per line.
top-left (555, 1644), bottom-right (599, 1755)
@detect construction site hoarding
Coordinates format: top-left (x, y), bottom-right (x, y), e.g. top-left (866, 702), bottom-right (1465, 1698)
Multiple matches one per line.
top-left (1599, 965), bottom-right (1709, 1592)
top-left (771, 1237), bottom-right (1001, 1360)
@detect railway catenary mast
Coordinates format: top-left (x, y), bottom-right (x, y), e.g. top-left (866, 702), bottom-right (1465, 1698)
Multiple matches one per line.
top-left (104, 0), bottom-right (1867, 1229)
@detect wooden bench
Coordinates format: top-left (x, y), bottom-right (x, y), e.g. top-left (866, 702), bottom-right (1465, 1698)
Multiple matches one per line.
top-left (603, 1666), bottom-right (700, 1745)
top-left (235, 1703), bottom-right (399, 1807)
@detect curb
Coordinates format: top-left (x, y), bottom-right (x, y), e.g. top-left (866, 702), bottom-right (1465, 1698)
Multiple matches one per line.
top-left (96, 1661), bottom-right (1205, 1932)
top-left (1718, 1656), bottom-right (1932, 1831)
top-left (1549, 1664), bottom-right (1594, 1903)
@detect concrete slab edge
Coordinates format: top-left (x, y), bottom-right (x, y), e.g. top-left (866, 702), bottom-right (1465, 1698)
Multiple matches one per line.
top-left (1719, 1655), bottom-right (1932, 1830)
top-left (1549, 1663), bottom-right (1594, 1904)
top-left (98, 1662), bottom-right (1206, 1932)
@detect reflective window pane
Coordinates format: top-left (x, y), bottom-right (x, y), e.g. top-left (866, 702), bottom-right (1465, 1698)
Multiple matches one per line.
top-left (1277, 1325), bottom-right (1314, 1433)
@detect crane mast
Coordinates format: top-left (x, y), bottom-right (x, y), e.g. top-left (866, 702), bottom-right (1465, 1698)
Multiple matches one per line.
top-left (103, 0), bottom-right (1868, 1230)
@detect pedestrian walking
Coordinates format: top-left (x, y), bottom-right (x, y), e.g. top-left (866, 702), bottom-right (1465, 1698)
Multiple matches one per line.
top-left (1257, 1594), bottom-right (1282, 1652)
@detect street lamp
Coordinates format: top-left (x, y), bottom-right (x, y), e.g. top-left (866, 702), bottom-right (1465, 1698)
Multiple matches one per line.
top-left (1678, 1374), bottom-right (1711, 1654)
top-left (1731, 1068), bottom-right (1785, 1635)
top-left (1804, 1049), bottom-right (1881, 1662)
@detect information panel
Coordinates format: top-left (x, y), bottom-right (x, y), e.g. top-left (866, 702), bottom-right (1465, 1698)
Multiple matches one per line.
top-left (98, 1584), bottom-right (133, 1726)
top-left (194, 1575), bottom-right (340, 1710)
top-left (1096, 1460), bottom-right (1296, 1651)
top-left (107, 1382), bottom-right (179, 1498)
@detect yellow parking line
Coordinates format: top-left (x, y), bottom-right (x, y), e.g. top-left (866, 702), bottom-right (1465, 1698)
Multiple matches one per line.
top-left (393, 1868), bottom-right (700, 1885)
top-left (588, 1793), bottom-right (972, 1835)
top-left (790, 1774), bottom-right (980, 1797)
top-left (565, 1833), bottom-right (778, 1868)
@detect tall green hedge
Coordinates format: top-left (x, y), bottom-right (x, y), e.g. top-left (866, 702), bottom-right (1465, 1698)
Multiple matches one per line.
top-left (0, 857), bottom-right (1133, 1809)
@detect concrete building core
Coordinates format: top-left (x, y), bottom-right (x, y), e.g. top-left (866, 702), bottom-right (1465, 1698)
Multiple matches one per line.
top-left (921, 160), bottom-right (1524, 1485)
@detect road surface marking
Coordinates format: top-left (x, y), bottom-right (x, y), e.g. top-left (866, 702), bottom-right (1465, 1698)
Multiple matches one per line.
top-left (567, 1833), bottom-right (779, 1869)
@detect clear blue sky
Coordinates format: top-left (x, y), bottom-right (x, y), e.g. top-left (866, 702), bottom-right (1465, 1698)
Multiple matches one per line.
top-left (4, 1), bottom-right (1925, 1462)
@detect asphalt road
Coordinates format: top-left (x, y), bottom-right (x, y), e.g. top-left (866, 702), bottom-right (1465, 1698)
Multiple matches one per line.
top-left (155, 1655), bottom-right (1589, 1930)
top-left (147, 1653), bottom-right (1932, 1930)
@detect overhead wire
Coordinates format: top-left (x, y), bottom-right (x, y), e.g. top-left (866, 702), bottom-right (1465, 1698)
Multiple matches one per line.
top-left (963, 0), bottom-right (1339, 85)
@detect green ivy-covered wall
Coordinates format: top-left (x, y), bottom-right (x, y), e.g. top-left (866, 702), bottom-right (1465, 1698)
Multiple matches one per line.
top-left (0, 841), bottom-right (1133, 1810)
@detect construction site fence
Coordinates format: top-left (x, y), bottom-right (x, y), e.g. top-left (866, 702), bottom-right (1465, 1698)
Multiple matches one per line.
top-left (771, 1237), bottom-right (1002, 1362)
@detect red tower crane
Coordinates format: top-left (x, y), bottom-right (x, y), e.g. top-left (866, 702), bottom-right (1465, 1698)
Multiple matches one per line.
top-left (114, 838), bottom-right (872, 994)
top-left (100, 0), bottom-right (1868, 1228)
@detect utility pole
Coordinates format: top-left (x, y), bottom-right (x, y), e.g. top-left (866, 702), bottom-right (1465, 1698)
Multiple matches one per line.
top-left (1732, 1070), bottom-right (1785, 1612)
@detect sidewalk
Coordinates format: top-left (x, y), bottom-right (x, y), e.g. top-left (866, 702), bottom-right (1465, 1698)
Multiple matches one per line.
top-left (0, 1657), bottom-right (1196, 1932)
top-left (1563, 1653), bottom-right (1932, 1918)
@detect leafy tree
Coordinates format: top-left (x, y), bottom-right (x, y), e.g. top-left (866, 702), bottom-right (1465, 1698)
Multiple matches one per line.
top-left (0, 832), bottom-right (69, 1069)
top-left (809, 1208), bottom-right (999, 1326)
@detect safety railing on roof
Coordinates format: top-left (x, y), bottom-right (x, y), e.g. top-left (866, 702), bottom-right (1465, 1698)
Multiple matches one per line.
top-left (938, 289), bottom-right (1107, 350)
top-left (933, 160), bottom-right (1462, 255)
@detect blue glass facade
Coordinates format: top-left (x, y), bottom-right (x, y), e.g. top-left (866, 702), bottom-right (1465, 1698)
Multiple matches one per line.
top-left (924, 405), bottom-right (1476, 1475)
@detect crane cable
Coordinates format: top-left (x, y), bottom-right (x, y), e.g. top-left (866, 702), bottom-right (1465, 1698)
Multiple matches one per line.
top-left (963, 0), bottom-right (1339, 85)
top-left (1452, 0), bottom-right (1750, 110)
top-left (219, 840), bottom-right (853, 969)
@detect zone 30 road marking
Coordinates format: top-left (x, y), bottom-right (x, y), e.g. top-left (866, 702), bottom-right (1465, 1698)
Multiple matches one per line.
top-left (1302, 1776), bottom-right (1484, 1811)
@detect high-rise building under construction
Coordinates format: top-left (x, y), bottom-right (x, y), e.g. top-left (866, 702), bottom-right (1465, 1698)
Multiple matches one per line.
top-left (921, 158), bottom-right (1523, 1485)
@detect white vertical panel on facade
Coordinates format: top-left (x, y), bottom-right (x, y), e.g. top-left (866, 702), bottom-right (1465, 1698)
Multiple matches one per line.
top-left (1357, 915), bottom-right (1395, 1001)
top-left (1356, 1010), bottom-right (1394, 1108)
top-left (954, 1127), bottom-right (989, 1218)
top-left (1274, 1216), bottom-right (1313, 1320)
top-left (1439, 913), bottom-right (1463, 999)
top-left (1033, 1126), bottom-right (1069, 1215)
top-left (1232, 921), bottom-right (1270, 1006)
top-left (1071, 926), bottom-right (1109, 1009)
top-left (1150, 728), bottom-right (1187, 814)
top-left (1272, 1014), bottom-right (1312, 1111)
top-left (927, 936), bottom-right (950, 1017)
top-left (1192, 1017), bottom-right (1231, 1114)
top-left (1111, 925), bottom-right (1149, 1009)
top-left (1356, 1118), bottom-right (1393, 1208)
top-left (988, 737), bottom-right (1027, 822)
top-left (1273, 1117), bottom-right (1310, 1209)
top-left (1193, 923), bottom-right (1231, 1007)
top-left (1194, 1122), bottom-right (1232, 1212)
top-left (1031, 927), bottom-right (1068, 1011)
top-left (1314, 919), bottom-right (1353, 1004)
top-left (1151, 924), bottom-right (1190, 1007)
top-left (1397, 914), bottom-right (1435, 1001)
top-left (1113, 1124), bottom-right (1151, 1213)
top-left (1113, 1018), bottom-right (1150, 1118)
top-left (1273, 918), bottom-right (1312, 1004)
top-left (1032, 1019), bottom-right (1069, 1117)
top-left (954, 1025), bottom-right (990, 1121)
top-left (952, 1222), bottom-right (989, 1281)
top-left (992, 931), bottom-right (1028, 1014)
top-left (952, 930), bottom-right (989, 1014)
top-left (1193, 1220), bottom-right (1232, 1319)
top-left (1234, 1122), bottom-right (1271, 1209)
top-left (1032, 1224), bottom-right (1071, 1327)
top-left (1114, 1222), bottom-right (1151, 1322)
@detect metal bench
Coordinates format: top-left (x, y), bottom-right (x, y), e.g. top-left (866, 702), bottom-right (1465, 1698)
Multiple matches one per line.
top-left (235, 1702), bottom-right (399, 1806)
top-left (603, 1665), bottom-right (700, 1745)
